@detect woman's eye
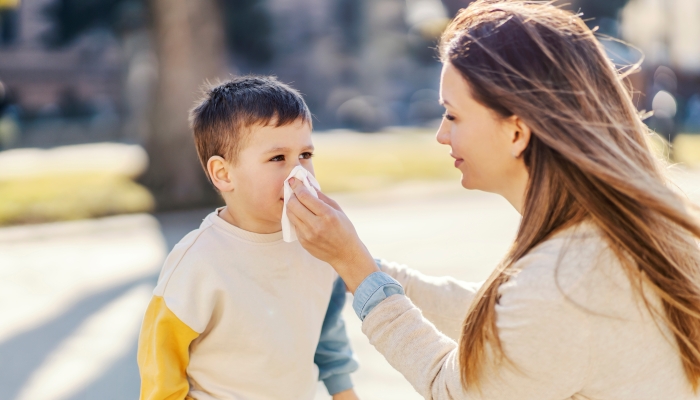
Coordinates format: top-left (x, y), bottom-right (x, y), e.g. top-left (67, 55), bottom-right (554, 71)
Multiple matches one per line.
top-left (443, 112), bottom-right (456, 121)
top-left (299, 152), bottom-right (314, 160)
top-left (270, 155), bottom-right (285, 162)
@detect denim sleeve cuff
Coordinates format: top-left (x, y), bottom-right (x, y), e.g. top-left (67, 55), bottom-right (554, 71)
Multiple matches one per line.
top-left (352, 271), bottom-right (404, 321)
top-left (323, 373), bottom-right (353, 395)
top-left (374, 258), bottom-right (383, 270)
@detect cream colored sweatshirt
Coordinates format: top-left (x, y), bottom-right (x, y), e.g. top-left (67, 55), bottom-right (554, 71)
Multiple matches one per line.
top-left (370, 222), bottom-right (698, 399)
top-left (138, 210), bottom-right (341, 400)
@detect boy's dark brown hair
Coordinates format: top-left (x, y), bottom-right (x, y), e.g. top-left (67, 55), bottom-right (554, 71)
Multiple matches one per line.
top-left (189, 75), bottom-right (312, 178)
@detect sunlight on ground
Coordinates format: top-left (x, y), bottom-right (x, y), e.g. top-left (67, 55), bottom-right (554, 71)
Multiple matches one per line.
top-left (1, 183), bottom-right (521, 400)
top-left (0, 214), bottom-right (165, 343)
top-left (16, 285), bottom-right (151, 400)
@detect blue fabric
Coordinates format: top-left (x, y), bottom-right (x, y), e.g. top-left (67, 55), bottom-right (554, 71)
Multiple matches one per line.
top-left (352, 271), bottom-right (405, 321)
top-left (315, 277), bottom-right (359, 395)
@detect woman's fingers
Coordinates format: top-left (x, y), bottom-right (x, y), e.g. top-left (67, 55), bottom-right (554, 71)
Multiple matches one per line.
top-left (286, 206), bottom-right (312, 242)
top-left (289, 178), bottom-right (331, 216)
top-left (286, 195), bottom-right (316, 230)
top-left (318, 191), bottom-right (343, 212)
top-left (285, 178), bottom-right (379, 292)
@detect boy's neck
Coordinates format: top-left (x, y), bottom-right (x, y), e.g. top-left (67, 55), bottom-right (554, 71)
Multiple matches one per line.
top-left (217, 205), bottom-right (282, 235)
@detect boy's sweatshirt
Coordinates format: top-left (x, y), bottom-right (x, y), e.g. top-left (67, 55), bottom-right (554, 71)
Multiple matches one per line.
top-left (138, 209), bottom-right (357, 400)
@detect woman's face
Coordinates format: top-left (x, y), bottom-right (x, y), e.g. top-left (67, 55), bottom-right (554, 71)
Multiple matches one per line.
top-left (436, 62), bottom-right (529, 204)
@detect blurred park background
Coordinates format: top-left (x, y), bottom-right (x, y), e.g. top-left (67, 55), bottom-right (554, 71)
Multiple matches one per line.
top-left (0, 0), bottom-right (699, 399)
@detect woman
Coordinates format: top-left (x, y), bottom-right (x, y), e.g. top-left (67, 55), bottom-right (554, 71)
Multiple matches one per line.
top-left (287, 1), bottom-right (700, 398)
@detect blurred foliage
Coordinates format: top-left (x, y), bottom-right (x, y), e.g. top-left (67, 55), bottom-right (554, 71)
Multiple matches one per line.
top-left (0, 173), bottom-right (154, 225)
top-left (407, 18), bottom-right (450, 65)
top-left (41, 0), bottom-right (127, 46)
top-left (566, 0), bottom-right (630, 21)
top-left (442, 0), bottom-right (630, 22)
top-left (42, 0), bottom-right (274, 65)
top-left (335, 0), bottom-right (363, 54)
top-left (221, 0), bottom-right (274, 65)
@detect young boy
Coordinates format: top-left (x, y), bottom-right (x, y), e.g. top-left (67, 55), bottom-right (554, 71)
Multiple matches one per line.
top-left (137, 76), bottom-right (359, 400)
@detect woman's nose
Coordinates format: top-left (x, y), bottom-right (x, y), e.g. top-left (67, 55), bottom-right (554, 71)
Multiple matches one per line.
top-left (436, 120), bottom-right (451, 145)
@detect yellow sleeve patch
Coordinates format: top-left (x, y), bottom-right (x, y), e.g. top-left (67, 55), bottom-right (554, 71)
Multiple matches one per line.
top-left (138, 296), bottom-right (200, 400)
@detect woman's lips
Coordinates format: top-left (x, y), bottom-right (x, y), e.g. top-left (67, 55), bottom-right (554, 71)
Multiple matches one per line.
top-left (450, 153), bottom-right (463, 168)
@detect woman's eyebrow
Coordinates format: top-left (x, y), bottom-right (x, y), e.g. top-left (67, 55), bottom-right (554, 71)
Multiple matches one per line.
top-left (439, 99), bottom-right (451, 106)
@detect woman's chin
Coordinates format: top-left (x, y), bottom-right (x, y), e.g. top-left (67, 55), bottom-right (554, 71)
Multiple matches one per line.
top-left (460, 175), bottom-right (476, 190)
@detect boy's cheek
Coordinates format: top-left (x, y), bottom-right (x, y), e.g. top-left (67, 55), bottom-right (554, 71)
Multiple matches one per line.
top-left (303, 159), bottom-right (315, 176)
top-left (273, 203), bottom-right (284, 219)
top-left (265, 198), bottom-right (284, 221)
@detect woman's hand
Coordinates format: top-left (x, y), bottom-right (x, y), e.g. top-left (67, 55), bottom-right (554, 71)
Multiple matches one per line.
top-left (286, 178), bottom-right (379, 293)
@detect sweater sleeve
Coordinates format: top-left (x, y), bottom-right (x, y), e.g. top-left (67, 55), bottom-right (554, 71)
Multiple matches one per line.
top-left (315, 277), bottom-right (359, 395)
top-left (137, 296), bottom-right (200, 400)
top-left (376, 259), bottom-right (482, 340)
top-left (362, 253), bottom-right (591, 400)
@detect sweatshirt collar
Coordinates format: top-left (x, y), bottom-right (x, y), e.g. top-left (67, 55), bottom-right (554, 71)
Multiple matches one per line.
top-left (205, 207), bottom-right (284, 243)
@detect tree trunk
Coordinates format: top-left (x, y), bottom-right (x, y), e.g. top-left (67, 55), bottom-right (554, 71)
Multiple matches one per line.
top-left (142, 0), bottom-right (226, 210)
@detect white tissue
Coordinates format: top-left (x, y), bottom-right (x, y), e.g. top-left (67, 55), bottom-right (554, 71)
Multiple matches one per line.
top-left (282, 165), bottom-right (321, 243)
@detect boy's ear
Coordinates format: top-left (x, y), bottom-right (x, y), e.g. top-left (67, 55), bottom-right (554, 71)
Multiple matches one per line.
top-left (207, 156), bottom-right (235, 192)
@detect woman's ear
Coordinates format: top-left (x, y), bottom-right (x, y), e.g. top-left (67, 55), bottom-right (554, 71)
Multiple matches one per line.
top-left (207, 156), bottom-right (235, 192)
top-left (508, 115), bottom-right (532, 158)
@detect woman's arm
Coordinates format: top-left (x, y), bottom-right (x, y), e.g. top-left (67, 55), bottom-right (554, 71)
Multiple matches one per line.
top-left (376, 259), bottom-right (482, 341)
top-left (361, 254), bottom-right (590, 400)
top-left (286, 181), bottom-right (589, 399)
top-left (285, 179), bottom-right (379, 292)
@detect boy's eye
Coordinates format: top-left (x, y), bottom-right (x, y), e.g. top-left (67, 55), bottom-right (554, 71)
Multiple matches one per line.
top-left (299, 152), bottom-right (313, 160)
top-left (443, 112), bottom-right (456, 121)
top-left (270, 155), bottom-right (285, 162)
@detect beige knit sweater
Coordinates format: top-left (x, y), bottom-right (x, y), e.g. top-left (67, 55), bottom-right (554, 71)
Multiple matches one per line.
top-left (369, 222), bottom-right (698, 399)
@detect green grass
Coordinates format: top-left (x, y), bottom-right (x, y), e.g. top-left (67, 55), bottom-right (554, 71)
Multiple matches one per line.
top-left (673, 134), bottom-right (700, 166)
top-left (648, 133), bottom-right (700, 166)
top-left (0, 173), bottom-right (154, 226)
top-left (312, 130), bottom-right (459, 192)
top-left (1, 130), bottom-right (696, 226)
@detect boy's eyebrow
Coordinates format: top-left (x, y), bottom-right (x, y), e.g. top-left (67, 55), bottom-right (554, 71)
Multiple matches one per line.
top-left (265, 145), bottom-right (315, 153)
top-left (439, 99), bottom-right (450, 106)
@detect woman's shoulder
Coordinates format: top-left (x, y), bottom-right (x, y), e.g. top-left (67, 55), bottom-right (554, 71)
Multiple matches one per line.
top-left (501, 220), bottom-right (629, 308)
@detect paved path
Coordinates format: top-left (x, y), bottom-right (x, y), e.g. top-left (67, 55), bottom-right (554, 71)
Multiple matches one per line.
top-left (1, 170), bottom-right (698, 400)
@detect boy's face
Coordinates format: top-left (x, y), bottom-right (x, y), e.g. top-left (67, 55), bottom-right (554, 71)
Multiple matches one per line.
top-left (224, 119), bottom-right (314, 233)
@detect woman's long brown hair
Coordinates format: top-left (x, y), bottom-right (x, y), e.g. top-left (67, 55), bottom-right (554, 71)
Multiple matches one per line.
top-left (441, 0), bottom-right (700, 392)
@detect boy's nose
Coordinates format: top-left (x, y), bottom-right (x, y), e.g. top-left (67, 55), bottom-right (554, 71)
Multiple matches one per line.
top-left (288, 162), bottom-right (307, 174)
